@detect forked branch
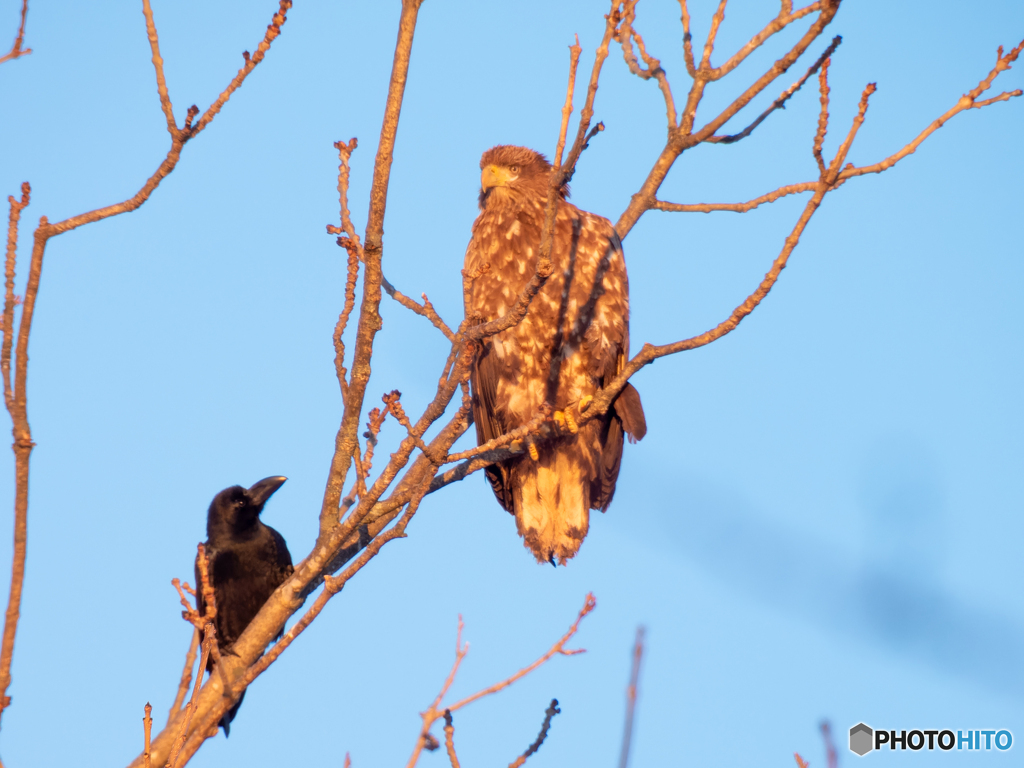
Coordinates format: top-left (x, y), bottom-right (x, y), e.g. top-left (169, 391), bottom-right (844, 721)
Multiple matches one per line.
top-left (406, 595), bottom-right (595, 768)
top-left (707, 35), bottom-right (841, 144)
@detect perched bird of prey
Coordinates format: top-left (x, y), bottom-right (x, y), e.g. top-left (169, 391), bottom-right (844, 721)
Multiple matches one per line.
top-left (197, 476), bottom-right (292, 735)
top-left (464, 145), bottom-right (646, 565)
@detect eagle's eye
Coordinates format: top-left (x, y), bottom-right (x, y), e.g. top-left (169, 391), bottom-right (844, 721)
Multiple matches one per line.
top-left (509, 165), bottom-right (519, 174)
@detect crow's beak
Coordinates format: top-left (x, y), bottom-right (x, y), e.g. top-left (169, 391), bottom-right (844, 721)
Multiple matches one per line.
top-left (247, 476), bottom-right (287, 508)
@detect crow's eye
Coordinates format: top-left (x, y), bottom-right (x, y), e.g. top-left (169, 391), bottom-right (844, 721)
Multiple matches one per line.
top-left (509, 165), bottom-right (519, 174)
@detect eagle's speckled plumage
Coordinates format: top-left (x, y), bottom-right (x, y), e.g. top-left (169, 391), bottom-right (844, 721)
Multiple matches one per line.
top-left (464, 145), bottom-right (646, 565)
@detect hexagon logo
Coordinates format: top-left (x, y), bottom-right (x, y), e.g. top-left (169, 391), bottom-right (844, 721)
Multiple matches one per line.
top-left (850, 723), bottom-right (874, 756)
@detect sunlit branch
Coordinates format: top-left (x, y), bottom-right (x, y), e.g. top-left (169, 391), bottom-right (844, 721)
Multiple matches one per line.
top-left (707, 35), bottom-right (840, 144)
top-left (0, 0), bottom-right (30, 65)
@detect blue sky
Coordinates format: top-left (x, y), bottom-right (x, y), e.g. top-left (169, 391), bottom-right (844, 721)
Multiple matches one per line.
top-left (1, 1), bottom-right (1022, 766)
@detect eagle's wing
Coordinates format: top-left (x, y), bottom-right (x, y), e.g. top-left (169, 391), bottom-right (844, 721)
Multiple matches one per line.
top-left (591, 343), bottom-right (646, 510)
top-left (584, 225), bottom-right (646, 511)
top-left (471, 341), bottom-right (515, 512)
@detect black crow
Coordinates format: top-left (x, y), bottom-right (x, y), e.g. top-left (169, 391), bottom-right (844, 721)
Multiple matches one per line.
top-left (197, 475), bottom-right (293, 735)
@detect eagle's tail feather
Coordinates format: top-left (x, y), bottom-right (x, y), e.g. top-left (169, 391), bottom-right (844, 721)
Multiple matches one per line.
top-left (513, 449), bottom-right (590, 565)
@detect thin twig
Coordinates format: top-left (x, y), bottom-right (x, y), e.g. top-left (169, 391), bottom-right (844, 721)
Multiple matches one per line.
top-left (707, 36), bottom-right (840, 144)
top-left (39, 1), bottom-right (291, 242)
top-left (619, 0), bottom-right (678, 129)
top-left (0, 0), bottom-right (30, 65)
top-left (1, 184), bottom-right (28, 418)
top-left (141, 0), bottom-right (177, 137)
top-left (165, 623), bottom-right (214, 768)
top-left (561, 2), bottom-right (619, 179)
top-left (0, 183), bottom-right (32, 728)
top-left (618, 1), bottom-right (841, 237)
top-left (821, 720), bottom-right (838, 768)
top-left (191, 1), bottom-right (292, 136)
top-left (617, 627), bottom-right (645, 768)
top-left (508, 700), bottom-right (561, 768)
top-left (442, 710), bottom-right (460, 768)
top-left (653, 182), bottom-right (819, 213)
top-left (554, 36), bottom-right (583, 169)
top-left (381, 276), bottom-right (455, 342)
top-left (143, 703), bottom-right (153, 768)
top-left (167, 629), bottom-right (200, 725)
top-left (707, 1), bottom-right (823, 80)
top-left (813, 55), bottom-right (831, 176)
top-left (839, 40), bottom-right (1024, 181)
top-left (329, 138), bottom-right (363, 398)
top-left (443, 594), bottom-right (593, 717)
top-left (679, 0), bottom-right (697, 78)
top-left (193, 544), bottom-right (220, 664)
top-left (699, 0), bottom-right (729, 71)
top-left (406, 595), bottom-right (595, 768)
top-left (316, 0), bottom-right (425, 542)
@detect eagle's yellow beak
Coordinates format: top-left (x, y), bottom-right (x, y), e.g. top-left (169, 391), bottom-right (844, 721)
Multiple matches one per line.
top-left (481, 164), bottom-right (514, 190)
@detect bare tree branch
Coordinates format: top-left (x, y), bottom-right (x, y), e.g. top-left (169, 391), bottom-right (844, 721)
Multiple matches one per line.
top-left (617, 1), bottom-right (841, 238)
top-left (618, 0), bottom-right (678, 130)
top-left (141, 0), bottom-right (177, 136)
top-left (406, 595), bottom-right (595, 768)
top-left (142, 702), bottom-right (153, 768)
top-left (839, 40), bottom-right (1024, 180)
top-left (165, 624), bottom-right (215, 768)
top-left (0, 183), bottom-right (33, 730)
top-left (508, 699), bottom-right (561, 768)
top-left (561, 1), bottom-right (620, 180)
top-left (617, 627), bottom-right (645, 768)
top-left (42, 1), bottom-right (292, 240)
top-left (813, 55), bottom-right (831, 176)
top-left (166, 629), bottom-right (199, 726)
top-left (653, 182), bottom-right (819, 213)
top-left (442, 710), bottom-right (461, 768)
top-left (0, 0), bottom-right (30, 65)
top-left (707, 35), bottom-right (840, 144)
top-left (708, 1), bottom-right (823, 81)
top-left (821, 720), bottom-right (838, 768)
top-left (317, 0), bottom-right (426, 542)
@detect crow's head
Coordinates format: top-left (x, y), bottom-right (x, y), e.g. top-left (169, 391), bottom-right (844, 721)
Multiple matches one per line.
top-left (206, 476), bottom-right (287, 539)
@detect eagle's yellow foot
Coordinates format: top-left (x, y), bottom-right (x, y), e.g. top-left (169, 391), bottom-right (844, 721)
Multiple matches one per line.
top-left (528, 441), bottom-right (540, 461)
top-left (563, 410), bottom-right (578, 434)
top-left (578, 395), bottom-right (593, 413)
top-left (553, 410), bottom-right (567, 431)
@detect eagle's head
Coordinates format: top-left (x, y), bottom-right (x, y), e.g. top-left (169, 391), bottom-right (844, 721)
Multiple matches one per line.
top-left (478, 145), bottom-right (570, 209)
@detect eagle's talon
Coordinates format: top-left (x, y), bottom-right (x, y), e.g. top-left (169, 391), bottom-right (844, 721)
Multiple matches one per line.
top-left (553, 410), bottom-right (567, 431)
top-left (528, 442), bottom-right (540, 461)
top-left (564, 411), bottom-right (578, 434)
top-left (579, 395), bottom-right (593, 413)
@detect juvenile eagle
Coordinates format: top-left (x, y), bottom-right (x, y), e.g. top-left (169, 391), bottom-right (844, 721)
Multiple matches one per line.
top-left (464, 145), bottom-right (646, 565)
